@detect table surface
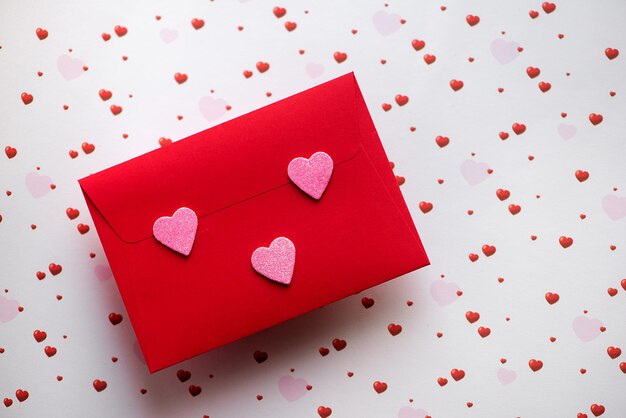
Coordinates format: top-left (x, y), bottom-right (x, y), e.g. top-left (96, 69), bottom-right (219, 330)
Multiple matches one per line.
top-left (1, 1), bottom-right (625, 417)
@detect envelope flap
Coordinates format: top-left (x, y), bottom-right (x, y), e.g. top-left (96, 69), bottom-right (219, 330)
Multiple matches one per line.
top-left (79, 73), bottom-right (361, 244)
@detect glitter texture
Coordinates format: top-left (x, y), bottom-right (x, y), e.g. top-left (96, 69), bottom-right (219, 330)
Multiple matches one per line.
top-left (287, 151), bottom-right (333, 200)
top-left (251, 237), bottom-right (296, 285)
top-left (152, 207), bottom-right (198, 256)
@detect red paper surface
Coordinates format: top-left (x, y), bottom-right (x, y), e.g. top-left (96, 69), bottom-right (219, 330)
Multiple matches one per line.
top-left (79, 73), bottom-right (429, 372)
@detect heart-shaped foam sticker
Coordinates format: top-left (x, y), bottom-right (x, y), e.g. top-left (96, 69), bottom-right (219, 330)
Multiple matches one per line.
top-left (153, 207), bottom-right (198, 256)
top-left (287, 151), bottom-right (333, 199)
top-left (251, 237), bottom-right (296, 285)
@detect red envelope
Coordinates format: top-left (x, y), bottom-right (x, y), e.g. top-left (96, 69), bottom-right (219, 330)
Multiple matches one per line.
top-left (79, 72), bottom-right (429, 373)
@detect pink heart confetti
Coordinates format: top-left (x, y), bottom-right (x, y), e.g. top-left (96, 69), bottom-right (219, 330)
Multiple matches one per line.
top-left (251, 237), bottom-right (295, 285)
top-left (152, 207), bottom-right (198, 256)
top-left (287, 151), bottom-right (333, 200)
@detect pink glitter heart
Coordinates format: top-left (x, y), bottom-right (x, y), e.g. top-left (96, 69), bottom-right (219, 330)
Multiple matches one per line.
top-left (288, 151), bottom-right (333, 200)
top-left (152, 207), bottom-right (198, 256)
top-left (251, 237), bottom-right (295, 285)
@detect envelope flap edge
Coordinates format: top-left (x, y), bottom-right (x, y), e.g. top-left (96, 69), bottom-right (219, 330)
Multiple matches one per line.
top-left (78, 73), bottom-right (362, 244)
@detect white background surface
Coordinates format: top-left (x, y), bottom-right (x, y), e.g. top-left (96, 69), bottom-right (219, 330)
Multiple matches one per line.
top-left (1, 0), bottom-right (625, 417)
